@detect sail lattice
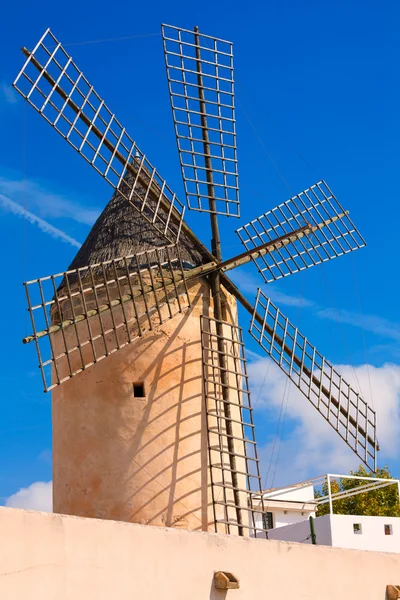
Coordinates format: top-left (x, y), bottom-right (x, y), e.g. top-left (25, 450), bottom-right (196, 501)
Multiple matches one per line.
top-left (24, 246), bottom-right (190, 392)
top-left (250, 289), bottom-right (377, 471)
top-left (162, 24), bottom-right (239, 216)
top-left (13, 28), bottom-right (185, 244)
top-left (237, 181), bottom-right (366, 283)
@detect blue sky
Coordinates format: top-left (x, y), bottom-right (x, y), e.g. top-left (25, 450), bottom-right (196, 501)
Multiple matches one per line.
top-left (1, 0), bottom-right (400, 508)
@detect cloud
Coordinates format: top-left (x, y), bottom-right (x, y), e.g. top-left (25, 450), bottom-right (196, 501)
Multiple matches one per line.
top-left (0, 82), bottom-right (19, 105)
top-left (6, 481), bottom-right (52, 512)
top-left (231, 267), bottom-right (400, 342)
top-left (229, 269), bottom-right (260, 296)
top-left (249, 356), bottom-right (400, 488)
top-left (267, 287), bottom-right (315, 308)
top-left (317, 307), bottom-right (400, 342)
top-left (0, 174), bottom-right (100, 226)
top-left (230, 268), bottom-right (315, 307)
top-left (369, 341), bottom-right (400, 360)
top-left (0, 193), bottom-right (81, 248)
top-left (38, 449), bottom-right (52, 465)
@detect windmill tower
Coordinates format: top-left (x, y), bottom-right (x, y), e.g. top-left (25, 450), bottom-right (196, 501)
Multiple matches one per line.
top-left (13, 25), bottom-right (378, 539)
top-left (50, 186), bottom-right (217, 529)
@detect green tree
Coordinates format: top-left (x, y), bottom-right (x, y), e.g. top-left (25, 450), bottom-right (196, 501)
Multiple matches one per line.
top-left (315, 465), bottom-right (400, 517)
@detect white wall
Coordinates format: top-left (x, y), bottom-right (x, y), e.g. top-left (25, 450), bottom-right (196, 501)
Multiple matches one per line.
top-left (253, 508), bottom-right (314, 533)
top-left (272, 509), bottom-right (315, 528)
top-left (268, 514), bottom-right (400, 553)
top-left (262, 484), bottom-right (316, 529)
top-left (268, 514), bottom-right (333, 547)
top-left (330, 515), bottom-right (400, 553)
top-left (263, 484), bottom-right (315, 503)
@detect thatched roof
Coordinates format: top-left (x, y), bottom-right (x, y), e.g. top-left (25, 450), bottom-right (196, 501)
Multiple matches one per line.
top-left (68, 185), bottom-right (204, 272)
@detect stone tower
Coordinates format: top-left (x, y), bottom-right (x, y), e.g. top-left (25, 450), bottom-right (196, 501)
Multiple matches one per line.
top-left (51, 187), bottom-right (245, 533)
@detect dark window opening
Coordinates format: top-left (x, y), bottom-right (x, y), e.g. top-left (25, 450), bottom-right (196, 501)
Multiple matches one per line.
top-left (385, 524), bottom-right (393, 536)
top-left (263, 512), bottom-right (274, 530)
top-left (133, 382), bottom-right (145, 398)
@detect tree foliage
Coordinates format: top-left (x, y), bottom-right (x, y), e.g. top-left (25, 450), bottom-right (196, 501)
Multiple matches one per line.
top-left (315, 465), bottom-right (400, 517)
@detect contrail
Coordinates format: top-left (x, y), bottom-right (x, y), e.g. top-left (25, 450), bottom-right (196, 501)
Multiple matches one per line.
top-left (0, 193), bottom-right (81, 248)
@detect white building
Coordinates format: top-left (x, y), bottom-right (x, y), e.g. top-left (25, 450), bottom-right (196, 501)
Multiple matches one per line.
top-left (254, 482), bottom-right (317, 530)
top-left (256, 473), bottom-right (400, 553)
top-left (268, 513), bottom-right (400, 553)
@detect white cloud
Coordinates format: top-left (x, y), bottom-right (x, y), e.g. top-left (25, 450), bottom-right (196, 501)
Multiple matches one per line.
top-left (6, 481), bottom-right (52, 512)
top-left (249, 356), bottom-right (400, 488)
top-left (38, 449), bottom-right (52, 464)
top-left (267, 287), bottom-right (315, 308)
top-left (336, 363), bottom-right (400, 460)
top-left (231, 267), bottom-right (400, 342)
top-left (317, 307), bottom-right (400, 342)
top-left (0, 175), bottom-right (100, 226)
top-left (0, 82), bottom-right (18, 105)
top-left (229, 269), bottom-right (260, 296)
top-left (230, 268), bottom-right (315, 307)
top-left (0, 193), bottom-right (81, 248)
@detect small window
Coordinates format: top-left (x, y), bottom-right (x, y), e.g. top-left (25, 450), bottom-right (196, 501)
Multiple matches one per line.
top-left (385, 524), bottom-right (393, 536)
top-left (133, 382), bottom-right (145, 398)
top-left (353, 523), bottom-right (362, 535)
top-left (263, 512), bottom-right (274, 530)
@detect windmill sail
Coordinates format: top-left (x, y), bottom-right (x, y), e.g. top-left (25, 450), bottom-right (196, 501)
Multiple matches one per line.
top-left (250, 289), bottom-right (377, 471)
top-left (24, 245), bottom-right (190, 392)
top-left (201, 316), bottom-right (267, 537)
top-left (13, 28), bottom-right (185, 244)
top-left (236, 181), bottom-right (366, 283)
top-left (162, 24), bottom-right (239, 216)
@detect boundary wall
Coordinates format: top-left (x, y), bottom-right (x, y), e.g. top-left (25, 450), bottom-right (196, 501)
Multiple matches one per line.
top-left (1, 507), bottom-right (399, 599)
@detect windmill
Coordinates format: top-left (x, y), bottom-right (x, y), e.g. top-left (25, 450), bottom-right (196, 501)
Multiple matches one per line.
top-left (12, 25), bottom-right (377, 538)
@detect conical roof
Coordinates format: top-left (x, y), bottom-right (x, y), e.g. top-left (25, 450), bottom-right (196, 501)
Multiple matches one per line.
top-left (68, 187), bottom-right (204, 271)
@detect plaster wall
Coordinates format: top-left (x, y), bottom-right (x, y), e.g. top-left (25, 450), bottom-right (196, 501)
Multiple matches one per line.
top-left (1, 507), bottom-right (399, 600)
top-left (52, 277), bottom-right (248, 534)
top-left (52, 279), bottom-right (211, 530)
